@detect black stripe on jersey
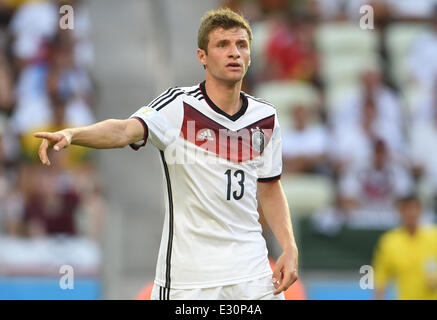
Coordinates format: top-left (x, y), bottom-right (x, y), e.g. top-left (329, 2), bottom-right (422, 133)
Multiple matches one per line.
top-left (156, 91), bottom-right (185, 111)
top-left (245, 93), bottom-right (276, 108)
top-left (159, 286), bottom-right (162, 300)
top-left (150, 87), bottom-right (181, 109)
top-left (258, 174), bottom-right (281, 182)
top-left (160, 150), bottom-right (174, 299)
top-left (193, 90), bottom-right (202, 98)
top-left (187, 87), bottom-right (201, 95)
top-left (147, 87), bottom-right (172, 107)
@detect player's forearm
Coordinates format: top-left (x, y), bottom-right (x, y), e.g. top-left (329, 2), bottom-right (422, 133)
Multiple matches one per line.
top-left (257, 181), bottom-right (297, 252)
top-left (65, 119), bottom-right (137, 149)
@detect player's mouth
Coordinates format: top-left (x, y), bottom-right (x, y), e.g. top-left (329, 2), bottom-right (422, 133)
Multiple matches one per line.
top-left (226, 62), bottom-right (242, 70)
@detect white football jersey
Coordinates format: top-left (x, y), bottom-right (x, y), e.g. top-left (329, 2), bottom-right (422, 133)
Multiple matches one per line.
top-left (129, 81), bottom-right (282, 296)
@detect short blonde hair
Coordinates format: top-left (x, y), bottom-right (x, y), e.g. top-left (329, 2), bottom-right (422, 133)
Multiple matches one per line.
top-left (197, 7), bottom-right (253, 54)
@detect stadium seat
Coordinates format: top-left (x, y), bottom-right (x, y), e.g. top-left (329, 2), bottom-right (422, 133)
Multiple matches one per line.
top-left (320, 54), bottom-right (380, 89)
top-left (281, 174), bottom-right (335, 217)
top-left (324, 82), bottom-right (362, 116)
top-left (253, 80), bottom-right (320, 130)
top-left (385, 22), bottom-right (429, 89)
top-left (316, 22), bottom-right (379, 56)
top-left (315, 22), bottom-right (381, 113)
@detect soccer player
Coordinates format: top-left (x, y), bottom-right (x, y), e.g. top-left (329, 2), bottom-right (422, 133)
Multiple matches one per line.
top-left (34, 8), bottom-right (298, 300)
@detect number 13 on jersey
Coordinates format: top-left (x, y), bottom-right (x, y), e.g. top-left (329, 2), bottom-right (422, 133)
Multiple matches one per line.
top-left (225, 169), bottom-right (245, 200)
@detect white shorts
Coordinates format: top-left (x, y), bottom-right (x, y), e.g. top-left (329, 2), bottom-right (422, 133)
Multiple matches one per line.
top-left (150, 275), bottom-right (285, 300)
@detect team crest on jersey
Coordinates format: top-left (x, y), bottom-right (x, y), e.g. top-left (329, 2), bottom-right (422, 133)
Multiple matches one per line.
top-left (196, 128), bottom-right (215, 142)
top-left (251, 127), bottom-right (265, 153)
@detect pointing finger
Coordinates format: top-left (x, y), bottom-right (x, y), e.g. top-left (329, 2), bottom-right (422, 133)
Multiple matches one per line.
top-left (38, 138), bottom-right (51, 166)
top-left (34, 132), bottom-right (56, 141)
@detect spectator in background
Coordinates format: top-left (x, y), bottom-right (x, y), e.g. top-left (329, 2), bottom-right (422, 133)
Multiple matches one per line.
top-left (8, 0), bottom-right (57, 69)
top-left (64, 0), bottom-right (94, 69)
top-left (11, 29), bottom-right (95, 137)
top-left (331, 69), bottom-right (403, 133)
top-left (23, 149), bottom-right (80, 237)
top-left (282, 104), bottom-right (329, 175)
top-left (409, 82), bottom-right (437, 212)
top-left (46, 30), bottom-right (95, 128)
top-left (338, 139), bottom-right (414, 229)
top-left (18, 93), bottom-right (104, 239)
top-left (330, 93), bottom-right (405, 174)
top-left (373, 195), bottom-right (437, 300)
top-left (262, 13), bottom-right (319, 83)
top-left (407, 8), bottom-right (437, 98)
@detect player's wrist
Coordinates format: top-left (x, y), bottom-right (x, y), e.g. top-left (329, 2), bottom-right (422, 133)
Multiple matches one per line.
top-left (282, 242), bottom-right (298, 255)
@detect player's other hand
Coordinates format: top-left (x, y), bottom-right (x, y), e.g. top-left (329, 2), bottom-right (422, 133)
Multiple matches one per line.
top-left (272, 246), bottom-right (298, 295)
top-left (34, 130), bottom-right (72, 166)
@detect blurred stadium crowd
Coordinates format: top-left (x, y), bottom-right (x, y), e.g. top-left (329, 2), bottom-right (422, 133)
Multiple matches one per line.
top-left (0, 0), bottom-right (103, 276)
top-left (223, 0), bottom-right (437, 232)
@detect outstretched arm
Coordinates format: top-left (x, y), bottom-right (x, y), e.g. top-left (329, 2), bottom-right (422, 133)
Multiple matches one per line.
top-left (257, 180), bottom-right (298, 295)
top-left (34, 118), bottom-right (145, 166)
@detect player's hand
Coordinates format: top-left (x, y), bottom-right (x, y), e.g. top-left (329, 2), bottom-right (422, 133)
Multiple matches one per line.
top-left (34, 130), bottom-right (72, 166)
top-left (272, 246), bottom-right (298, 295)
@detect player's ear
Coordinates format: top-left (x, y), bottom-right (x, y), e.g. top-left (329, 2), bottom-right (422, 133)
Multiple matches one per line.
top-left (197, 48), bottom-right (207, 69)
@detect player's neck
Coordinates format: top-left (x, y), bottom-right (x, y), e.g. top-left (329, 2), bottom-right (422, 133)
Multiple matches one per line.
top-left (404, 225), bottom-right (418, 236)
top-left (204, 77), bottom-right (242, 116)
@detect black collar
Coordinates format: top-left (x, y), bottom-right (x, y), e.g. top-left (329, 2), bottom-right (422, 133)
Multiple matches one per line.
top-left (199, 81), bottom-right (248, 121)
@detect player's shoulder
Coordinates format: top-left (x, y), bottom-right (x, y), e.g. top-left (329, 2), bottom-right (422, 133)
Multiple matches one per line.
top-left (242, 91), bottom-right (276, 111)
top-left (157, 84), bottom-right (201, 97)
top-left (379, 228), bottom-right (405, 246)
top-left (172, 84), bottom-right (204, 102)
top-left (177, 84), bottom-right (203, 98)
top-left (241, 91), bottom-right (278, 126)
top-left (148, 84), bottom-right (202, 110)
top-left (421, 225), bottom-right (437, 238)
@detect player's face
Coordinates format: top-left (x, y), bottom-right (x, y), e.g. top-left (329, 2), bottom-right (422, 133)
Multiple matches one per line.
top-left (400, 200), bottom-right (421, 229)
top-left (198, 27), bottom-right (251, 84)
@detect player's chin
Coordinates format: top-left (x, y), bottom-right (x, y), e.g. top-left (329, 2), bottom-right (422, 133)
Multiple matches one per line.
top-left (223, 72), bottom-right (245, 83)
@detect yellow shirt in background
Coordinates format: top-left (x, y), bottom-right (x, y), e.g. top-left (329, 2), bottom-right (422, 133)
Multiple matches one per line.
top-left (373, 226), bottom-right (437, 300)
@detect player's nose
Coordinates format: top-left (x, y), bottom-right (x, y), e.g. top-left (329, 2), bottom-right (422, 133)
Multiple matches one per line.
top-left (228, 44), bottom-right (240, 58)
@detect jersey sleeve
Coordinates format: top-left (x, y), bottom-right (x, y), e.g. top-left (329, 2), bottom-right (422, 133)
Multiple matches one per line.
top-left (257, 113), bottom-right (282, 182)
top-left (129, 87), bottom-right (184, 151)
